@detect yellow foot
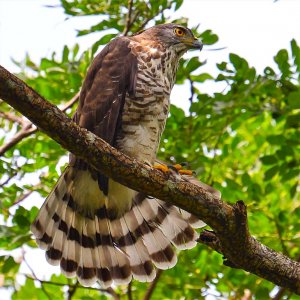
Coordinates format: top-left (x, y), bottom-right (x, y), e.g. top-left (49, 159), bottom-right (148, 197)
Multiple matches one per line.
top-left (154, 163), bottom-right (194, 176)
top-left (153, 164), bottom-right (170, 173)
top-left (178, 169), bottom-right (194, 176)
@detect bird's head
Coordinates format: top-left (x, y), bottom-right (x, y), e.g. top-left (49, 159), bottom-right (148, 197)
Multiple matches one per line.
top-left (134, 23), bottom-right (203, 55)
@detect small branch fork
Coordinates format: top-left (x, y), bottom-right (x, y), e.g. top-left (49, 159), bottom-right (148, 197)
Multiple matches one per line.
top-left (0, 65), bottom-right (300, 294)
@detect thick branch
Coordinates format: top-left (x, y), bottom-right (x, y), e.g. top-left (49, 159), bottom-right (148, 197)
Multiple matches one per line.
top-left (0, 65), bottom-right (299, 294)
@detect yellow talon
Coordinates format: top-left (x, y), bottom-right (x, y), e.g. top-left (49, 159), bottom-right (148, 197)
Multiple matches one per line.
top-left (178, 169), bottom-right (194, 176)
top-left (153, 163), bottom-right (194, 176)
top-left (172, 164), bottom-right (183, 171)
top-left (153, 164), bottom-right (170, 173)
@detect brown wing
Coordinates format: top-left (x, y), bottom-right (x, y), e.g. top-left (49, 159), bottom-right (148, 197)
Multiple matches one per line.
top-left (70, 37), bottom-right (138, 194)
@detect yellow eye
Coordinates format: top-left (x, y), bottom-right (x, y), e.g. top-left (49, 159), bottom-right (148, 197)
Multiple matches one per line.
top-left (174, 28), bottom-right (185, 37)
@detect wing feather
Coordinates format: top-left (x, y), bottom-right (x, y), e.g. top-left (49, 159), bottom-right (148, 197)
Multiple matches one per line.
top-left (70, 37), bottom-right (138, 194)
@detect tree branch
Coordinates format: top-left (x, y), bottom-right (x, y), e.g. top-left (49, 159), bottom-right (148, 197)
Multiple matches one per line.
top-left (0, 65), bottom-right (299, 294)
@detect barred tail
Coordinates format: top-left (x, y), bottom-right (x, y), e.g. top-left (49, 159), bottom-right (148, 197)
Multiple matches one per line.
top-left (31, 167), bottom-right (216, 287)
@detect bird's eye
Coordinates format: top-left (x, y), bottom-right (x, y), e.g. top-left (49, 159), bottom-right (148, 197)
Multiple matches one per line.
top-left (174, 28), bottom-right (185, 37)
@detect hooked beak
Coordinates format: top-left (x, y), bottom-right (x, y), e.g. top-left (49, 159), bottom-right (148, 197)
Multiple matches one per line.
top-left (183, 38), bottom-right (203, 50)
top-left (191, 39), bottom-right (203, 50)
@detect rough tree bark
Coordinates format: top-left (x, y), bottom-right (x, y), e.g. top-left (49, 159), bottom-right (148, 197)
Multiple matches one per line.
top-left (0, 65), bottom-right (299, 294)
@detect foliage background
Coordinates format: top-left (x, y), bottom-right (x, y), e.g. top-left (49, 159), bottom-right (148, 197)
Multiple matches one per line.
top-left (0, 0), bottom-right (299, 299)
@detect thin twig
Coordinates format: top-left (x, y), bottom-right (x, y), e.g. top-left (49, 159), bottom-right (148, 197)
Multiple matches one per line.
top-left (0, 171), bottom-right (17, 187)
top-left (59, 91), bottom-right (80, 113)
top-left (23, 253), bottom-right (51, 300)
top-left (137, 17), bottom-right (152, 32)
top-left (106, 287), bottom-right (120, 300)
top-left (0, 91), bottom-right (79, 157)
top-left (0, 111), bottom-right (27, 126)
top-left (188, 77), bottom-right (195, 107)
top-left (143, 269), bottom-right (163, 300)
top-left (130, 11), bottom-right (140, 28)
top-left (25, 275), bottom-right (120, 298)
top-left (123, 0), bottom-right (134, 36)
top-left (10, 189), bottom-right (34, 207)
top-left (0, 124), bottom-right (36, 156)
top-left (67, 280), bottom-right (79, 300)
top-left (127, 281), bottom-right (133, 300)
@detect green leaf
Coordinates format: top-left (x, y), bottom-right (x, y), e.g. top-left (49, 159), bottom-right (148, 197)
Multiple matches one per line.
top-left (200, 29), bottom-right (218, 45)
top-left (286, 114), bottom-right (300, 128)
top-left (72, 43), bottom-right (80, 59)
top-left (190, 73), bottom-right (213, 82)
top-left (287, 91), bottom-right (300, 109)
top-left (264, 166), bottom-right (279, 180)
top-left (267, 135), bottom-right (284, 145)
top-left (281, 168), bottom-right (299, 181)
top-left (185, 57), bottom-right (203, 73)
top-left (241, 173), bottom-right (251, 186)
top-left (229, 53), bottom-right (249, 71)
top-left (291, 39), bottom-right (300, 74)
top-left (264, 66), bottom-right (275, 76)
top-left (62, 45), bottom-right (69, 62)
top-left (217, 62), bottom-right (227, 71)
top-left (1, 256), bottom-right (19, 274)
top-left (175, 0), bottom-right (184, 10)
top-left (274, 49), bottom-right (291, 77)
top-left (260, 155), bottom-right (277, 165)
top-left (12, 278), bottom-right (50, 300)
top-left (91, 33), bottom-right (117, 55)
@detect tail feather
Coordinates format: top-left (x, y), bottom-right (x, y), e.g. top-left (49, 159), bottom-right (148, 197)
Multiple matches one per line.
top-left (94, 218), bottom-right (113, 287)
top-left (104, 216), bottom-right (132, 285)
top-left (60, 204), bottom-right (78, 278)
top-left (31, 167), bottom-right (219, 287)
top-left (121, 215), bottom-right (156, 282)
top-left (111, 216), bottom-right (155, 282)
top-left (77, 218), bottom-right (97, 286)
top-left (154, 200), bottom-right (199, 250)
top-left (176, 207), bottom-right (206, 229)
top-left (132, 196), bottom-right (177, 269)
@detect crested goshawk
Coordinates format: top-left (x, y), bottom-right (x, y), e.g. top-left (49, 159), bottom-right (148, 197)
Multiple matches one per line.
top-left (31, 23), bottom-right (217, 287)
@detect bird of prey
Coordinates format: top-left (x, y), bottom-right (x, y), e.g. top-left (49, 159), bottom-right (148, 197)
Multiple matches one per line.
top-left (31, 23), bottom-right (218, 287)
